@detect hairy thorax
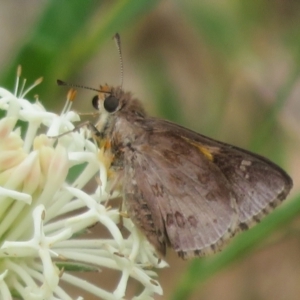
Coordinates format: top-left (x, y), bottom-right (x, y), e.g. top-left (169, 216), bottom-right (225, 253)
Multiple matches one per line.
top-left (101, 106), bottom-right (147, 173)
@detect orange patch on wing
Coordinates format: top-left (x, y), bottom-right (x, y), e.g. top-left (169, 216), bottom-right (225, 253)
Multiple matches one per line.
top-left (181, 136), bottom-right (214, 161)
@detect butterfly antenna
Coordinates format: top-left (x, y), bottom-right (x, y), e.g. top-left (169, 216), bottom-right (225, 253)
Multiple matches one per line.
top-left (58, 35), bottom-right (123, 92)
top-left (56, 79), bottom-right (111, 94)
top-left (113, 33), bottom-right (124, 89)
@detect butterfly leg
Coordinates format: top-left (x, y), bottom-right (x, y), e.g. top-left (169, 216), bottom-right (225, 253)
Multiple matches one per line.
top-left (47, 120), bottom-right (101, 139)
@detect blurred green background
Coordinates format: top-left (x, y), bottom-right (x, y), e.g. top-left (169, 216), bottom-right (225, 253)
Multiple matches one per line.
top-left (1, 1), bottom-right (300, 299)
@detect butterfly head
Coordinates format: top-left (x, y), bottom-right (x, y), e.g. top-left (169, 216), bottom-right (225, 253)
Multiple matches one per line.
top-left (91, 84), bottom-right (146, 138)
top-left (91, 84), bottom-right (123, 115)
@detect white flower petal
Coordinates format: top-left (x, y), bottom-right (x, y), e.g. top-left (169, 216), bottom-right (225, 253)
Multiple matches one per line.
top-left (0, 81), bottom-right (166, 300)
top-left (0, 187), bottom-right (31, 203)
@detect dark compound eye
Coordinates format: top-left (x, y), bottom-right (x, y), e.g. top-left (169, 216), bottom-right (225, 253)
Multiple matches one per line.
top-left (103, 95), bottom-right (119, 113)
top-left (92, 95), bottom-right (99, 110)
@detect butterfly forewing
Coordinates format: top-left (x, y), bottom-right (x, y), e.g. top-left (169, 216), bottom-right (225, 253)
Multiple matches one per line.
top-left (122, 117), bottom-right (292, 258)
top-left (211, 147), bottom-right (292, 229)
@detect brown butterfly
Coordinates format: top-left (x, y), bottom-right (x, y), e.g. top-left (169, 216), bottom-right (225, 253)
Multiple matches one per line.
top-left (58, 34), bottom-right (293, 259)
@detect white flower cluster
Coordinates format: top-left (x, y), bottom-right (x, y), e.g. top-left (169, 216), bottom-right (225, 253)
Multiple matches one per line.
top-left (0, 68), bottom-right (167, 300)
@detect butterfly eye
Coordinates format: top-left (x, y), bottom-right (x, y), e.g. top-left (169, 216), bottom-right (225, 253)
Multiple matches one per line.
top-left (104, 95), bottom-right (119, 113)
top-left (92, 95), bottom-right (99, 110)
